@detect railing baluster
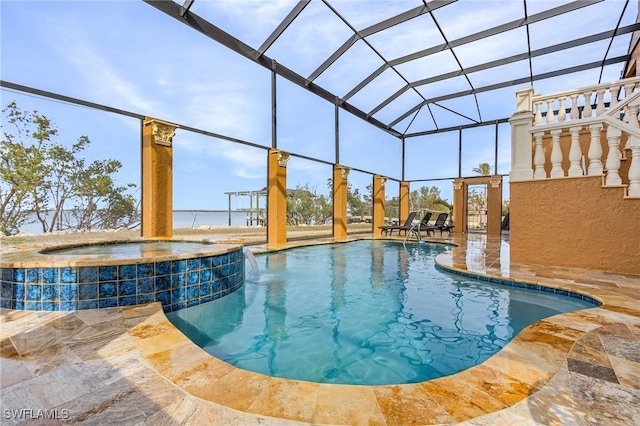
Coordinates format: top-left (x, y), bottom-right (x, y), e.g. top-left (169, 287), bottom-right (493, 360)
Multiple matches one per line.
top-left (605, 126), bottom-right (622, 186)
top-left (596, 89), bottom-right (606, 115)
top-left (546, 99), bottom-right (555, 124)
top-left (570, 94), bottom-right (580, 120)
top-left (624, 83), bottom-right (634, 100)
top-left (630, 100), bottom-right (640, 128)
top-left (550, 129), bottom-right (564, 178)
top-left (628, 136), bottom-right (640, 197)
top-left (534, 101), bottom-right (543, 125)
top-left (558, 96), bottom-right (566, 122)
top-left (611, 85), bottom-right (620, 105)
top-left (587, 123), bottom-right (604, 175)
top-left (568, 126), bottom-right (583, 177)
top-left (533, 132), bottom-right (546, 179)
top-left (583, 91), bottom-right (593, 118)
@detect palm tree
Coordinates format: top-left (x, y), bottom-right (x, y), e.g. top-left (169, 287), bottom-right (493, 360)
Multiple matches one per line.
top-left (472, 162), bottom-right (492, 176)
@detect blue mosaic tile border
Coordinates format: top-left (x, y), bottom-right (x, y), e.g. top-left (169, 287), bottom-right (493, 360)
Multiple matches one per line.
top-left (434, 263), bottom-right (601, 306)
top-left (0, 248), bottom-right (244, 313)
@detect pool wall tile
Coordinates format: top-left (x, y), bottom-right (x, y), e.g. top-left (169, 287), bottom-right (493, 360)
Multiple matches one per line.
top-left (172, 260), bottom-right (186, 274)
top-left (61, 268), bottom-right (76, 284)
top-left (26, 301), bottom-right (41, 310)
top-left (118, 265), bottom-right (136, 280)
top-left (1, 247), bottom-right (244, 313)
top-left (186, 271), bottom-right (199, 285)
top-left (60, 285), bottom-right (77, 301)
top-left (42, 284), bottom-right (59, 301)
top-left (79, 283), bottom-right (97, 300)
top-left (13, 269), bottom-right (24, 283)
top-left (26, 268), bottom-right (40, 284)
top-left (26, 284), bottom-right (41, 301)
top-left (99, 266), bottom-right (117, 281)
top-left (79, 300), bottom-right (98, 309)
top-left (156, 275), bottom-right (172, 292)
top-left (156, 261), bottom-right (171, 276)
top-left (42, 301), bottom-right (59, 311)
top-left (99, 282), bottom-right (117, 299)
top-left (78, 267), bottom-right (98, 283)
top-left (138, 278), bottom-right (154, 294)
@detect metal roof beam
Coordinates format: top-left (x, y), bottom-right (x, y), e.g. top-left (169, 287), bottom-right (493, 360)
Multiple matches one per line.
top-left (307, 0), bottom-right (454, 83)
top-left (405, 118), bottom-right (510, 138)
top-left (388, 54), bottom-right (629, 128)
top-left (258, 1), bottom-right (310, 57)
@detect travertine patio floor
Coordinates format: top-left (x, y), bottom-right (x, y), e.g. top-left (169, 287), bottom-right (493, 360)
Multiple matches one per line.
top-left (1, 233), bottom-right (639, 425)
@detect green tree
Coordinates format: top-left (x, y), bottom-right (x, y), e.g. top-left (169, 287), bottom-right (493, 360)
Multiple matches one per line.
top-left (0, 101), bottom-right (139, 235)
top-left (472, 162), bottom-right (492, 176)
top-left (326, 177), bottom-right (369, 220)
top-left (287, 183), bottom-right (321, 226)
top-left (409, 185), bottom-right (451, 212)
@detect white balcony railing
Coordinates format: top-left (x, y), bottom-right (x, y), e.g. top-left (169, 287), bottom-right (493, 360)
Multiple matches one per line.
top-left (531, 76), bottom-right (640, 127)
top-left (510, 77), bottom-right (640, 198)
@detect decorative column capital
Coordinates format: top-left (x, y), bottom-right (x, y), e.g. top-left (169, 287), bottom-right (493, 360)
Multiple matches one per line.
top-left (336, 165), bottom-right (350, 179)
top-left (144, 118), bottom-right (179, 147)
top-left (277, 151), bottom-right (290, 167)
top-left (489, 177), bottom-right (502, 188)
top-left (453, 181), bottom-right (463, 190)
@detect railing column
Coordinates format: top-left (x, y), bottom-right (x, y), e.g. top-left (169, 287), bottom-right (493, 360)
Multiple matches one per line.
top-left (587, 123), bottom-right (604, 175)
top-left (510, 87), bottom-right (535, 181)
top-left (533, 131), bottom-right (546, 179)
top-left (550, 129), bottom-right (564, 178)
top-left (568, 126), bottom-right (583, 177)
top-left (605, 126), bottom-right (622, 186)
top-left (628, 136), bottom-right (640, 197)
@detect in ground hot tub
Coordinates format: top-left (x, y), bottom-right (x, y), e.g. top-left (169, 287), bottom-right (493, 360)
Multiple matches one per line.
top-left (0, 239), bottom-right (244, 312)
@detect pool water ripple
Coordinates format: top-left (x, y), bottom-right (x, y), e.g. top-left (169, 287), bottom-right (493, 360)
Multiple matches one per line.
top-left (167, 240), bottom-right (594, 385)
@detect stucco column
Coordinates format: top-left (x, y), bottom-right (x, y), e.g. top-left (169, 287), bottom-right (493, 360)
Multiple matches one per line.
top-left (487, 176), bottom-right (503, 235)
top-left (372, 175), bottom-right (386, 232)
top-left (267, 149), bottom-right (289, 245)
top-left (399, 181), bottom-right (410, 226)
top-left (510, 87), bottom-right (534, 182)
top-left (141, 118), bottom-right (178, 239)
top-left (452, 179), bottom-right (465, 234)
top-left (333, 165), bottom-right (349, 239)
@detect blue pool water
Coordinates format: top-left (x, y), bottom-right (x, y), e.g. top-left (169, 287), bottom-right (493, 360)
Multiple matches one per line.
top-left (167, 240), bottom-right (594, 385)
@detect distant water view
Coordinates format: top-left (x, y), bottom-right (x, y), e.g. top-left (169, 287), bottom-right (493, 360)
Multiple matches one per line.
top-left (17, 210), bottom-right (260, 235)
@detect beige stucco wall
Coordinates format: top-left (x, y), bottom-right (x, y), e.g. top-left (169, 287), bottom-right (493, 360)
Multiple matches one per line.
top-left (511, 176), bottom-right (640, 275)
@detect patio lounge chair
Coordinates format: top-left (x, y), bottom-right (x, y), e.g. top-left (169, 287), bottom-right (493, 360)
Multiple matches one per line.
top-left (411, 211), bottom-right (433, 233)
top-left (379, 211), bottom-right (417, 235)
top-left (422, 212), bottom-right (449, 236)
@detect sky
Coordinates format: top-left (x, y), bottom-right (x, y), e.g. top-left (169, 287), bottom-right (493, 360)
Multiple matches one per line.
top-left (0, 0), bottom-right (636, 211)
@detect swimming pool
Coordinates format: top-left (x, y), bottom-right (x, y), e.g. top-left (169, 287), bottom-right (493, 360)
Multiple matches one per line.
top-left (167, 240), bottom-right (596, 385)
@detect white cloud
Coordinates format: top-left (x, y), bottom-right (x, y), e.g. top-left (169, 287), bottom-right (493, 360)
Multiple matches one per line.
top-left (174, 135), bottom-right (266, 179)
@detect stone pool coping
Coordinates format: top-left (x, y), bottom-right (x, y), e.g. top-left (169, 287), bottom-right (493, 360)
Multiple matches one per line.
top-left (124, 237), bottom-right (640, 424)
top-left (0, 238), bottom-right (241, 267)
